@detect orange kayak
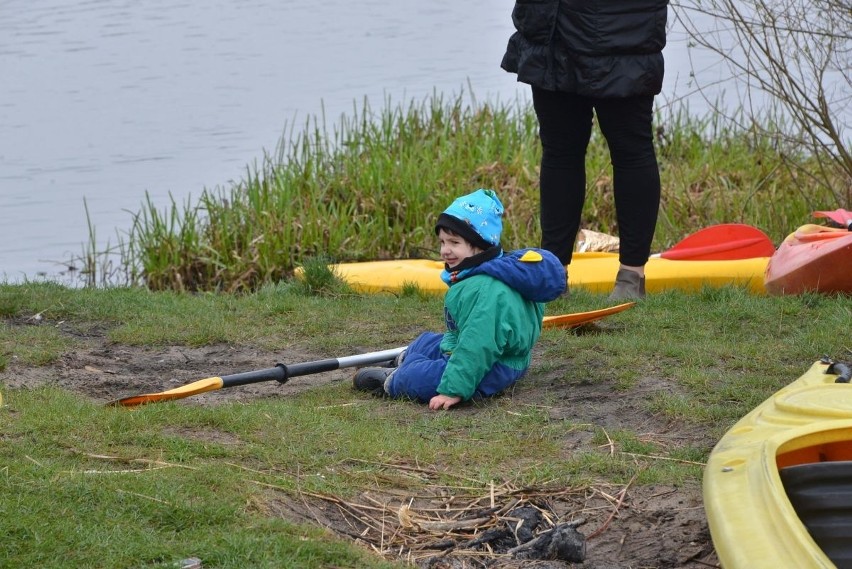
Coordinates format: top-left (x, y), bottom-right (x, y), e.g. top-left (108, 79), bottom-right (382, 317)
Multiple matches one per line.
top-left (764, 224), bottom-right (852, 295)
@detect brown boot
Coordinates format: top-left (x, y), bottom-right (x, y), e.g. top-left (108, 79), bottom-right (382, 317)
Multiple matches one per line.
top-left (609, 268), bottom-right (646, 300)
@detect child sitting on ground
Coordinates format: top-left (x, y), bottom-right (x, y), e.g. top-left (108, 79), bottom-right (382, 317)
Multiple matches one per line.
top-left (353, 188), bottom-right (566, 410)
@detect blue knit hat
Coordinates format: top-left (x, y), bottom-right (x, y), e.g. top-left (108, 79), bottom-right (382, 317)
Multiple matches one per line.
top-left (435, 189), bottom-right (504, 250)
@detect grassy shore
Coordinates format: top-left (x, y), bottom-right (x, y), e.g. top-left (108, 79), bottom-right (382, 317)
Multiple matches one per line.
top-left (105, 94), bottom-right (844, 292)
top-left (1, 277), bottom-right (850, 567)
top-left (2, 95), bottom-right (849, 567)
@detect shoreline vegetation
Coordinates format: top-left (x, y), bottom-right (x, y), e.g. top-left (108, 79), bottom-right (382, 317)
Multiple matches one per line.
top-left (70, 93), bottom-right (845, 291)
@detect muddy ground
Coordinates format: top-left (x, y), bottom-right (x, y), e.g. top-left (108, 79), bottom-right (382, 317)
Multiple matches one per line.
top-left (1, 321), bottom-right (719, 569)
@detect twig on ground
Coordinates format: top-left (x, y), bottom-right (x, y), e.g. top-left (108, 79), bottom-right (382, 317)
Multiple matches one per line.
top-left (587, 473), bottom-right (639, 540)
top-left (115, 488), bottom-right (171, 504)
top-left (600, 427), bottom-right (615, 456)
top-left (74, 449), bottom-right (198, 470)
top-left (24, 455), bottom-right (44, 467)
top-left (68, 466), bottom-right (171, 475)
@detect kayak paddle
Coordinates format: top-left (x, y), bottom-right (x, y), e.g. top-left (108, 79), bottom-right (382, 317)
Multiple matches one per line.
top-left (109, 346), bottom-right (406, 407)
top-left (541, 302), bottom-right (635, 329)
top-left (109, 305), bottom-right (634, 407)
top-left (658, 223), bottom-right (776, 261)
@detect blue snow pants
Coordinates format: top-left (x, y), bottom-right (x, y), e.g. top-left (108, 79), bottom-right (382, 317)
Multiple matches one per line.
top-left (386, 331), bottom-right (527, 403)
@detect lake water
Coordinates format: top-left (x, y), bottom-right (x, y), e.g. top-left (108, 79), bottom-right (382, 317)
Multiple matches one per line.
top-left (0, 1), bottom-right (750, 282)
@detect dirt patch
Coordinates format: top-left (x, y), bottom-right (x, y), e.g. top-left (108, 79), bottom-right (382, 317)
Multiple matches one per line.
top-left (0, 320), bottom-right (718, 568)
top-left (2, 336), bottom-right (354, 405)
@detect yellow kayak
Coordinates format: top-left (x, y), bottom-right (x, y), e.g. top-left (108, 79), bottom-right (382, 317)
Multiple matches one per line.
top-left (704, 360), bottom-right (852, 568)
top-left (306, 253), bottom-right (769, 295)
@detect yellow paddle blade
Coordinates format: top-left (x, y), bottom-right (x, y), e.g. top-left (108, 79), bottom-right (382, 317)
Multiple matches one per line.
top-left (542, 302), bottom-right (635, 330)
top-left (109, 376), bottom-right (224, 407)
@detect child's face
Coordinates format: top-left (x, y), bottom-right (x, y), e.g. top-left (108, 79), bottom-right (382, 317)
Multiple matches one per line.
top-left (438, 228), bottom-right (481, 269)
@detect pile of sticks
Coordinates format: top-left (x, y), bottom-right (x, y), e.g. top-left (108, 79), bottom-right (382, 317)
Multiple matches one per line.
top-left (295, 460), bottom-right (597, 565)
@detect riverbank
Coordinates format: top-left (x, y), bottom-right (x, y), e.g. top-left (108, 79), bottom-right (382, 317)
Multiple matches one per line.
top-left (1, 280), bottom-right (849, 566)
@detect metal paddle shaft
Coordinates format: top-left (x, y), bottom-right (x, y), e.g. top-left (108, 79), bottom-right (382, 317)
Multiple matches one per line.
top-left (111, 346), bottom-right (407, 407)
top-left (220, 347), bottom-right (408, 387)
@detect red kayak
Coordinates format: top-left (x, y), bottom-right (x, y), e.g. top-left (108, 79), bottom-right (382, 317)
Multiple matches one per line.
top-left (764, 223), bottom-right (852, 295)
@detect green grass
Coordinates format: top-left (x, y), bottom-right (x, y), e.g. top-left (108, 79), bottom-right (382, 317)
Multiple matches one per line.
top-left (2, 391), bottom-right (398, 568)
top-left (0, 281), bottom-right (849, 565)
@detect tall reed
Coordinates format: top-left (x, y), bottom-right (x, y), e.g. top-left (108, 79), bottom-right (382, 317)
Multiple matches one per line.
top-left (124, 92), bottom-right (844, 292)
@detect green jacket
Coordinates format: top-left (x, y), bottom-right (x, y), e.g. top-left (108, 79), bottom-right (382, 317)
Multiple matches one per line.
top-left (437, 274), bottom-right (545, 400)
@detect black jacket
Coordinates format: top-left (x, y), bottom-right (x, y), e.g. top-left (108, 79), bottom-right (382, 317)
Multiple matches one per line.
top-left (501, 0), bottom-right (668, 98)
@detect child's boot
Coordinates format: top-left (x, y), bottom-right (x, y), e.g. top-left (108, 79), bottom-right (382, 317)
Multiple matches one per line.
top-left (608, 268), bottom-right (645, 300)
top-left (353, 367), bottom-right (393, 396)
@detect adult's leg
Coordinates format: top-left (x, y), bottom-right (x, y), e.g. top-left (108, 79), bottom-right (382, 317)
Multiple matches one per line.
top-left (595, 96), bottom-right (661, 268)
top-left (531, 86), bottom-right (594, 266)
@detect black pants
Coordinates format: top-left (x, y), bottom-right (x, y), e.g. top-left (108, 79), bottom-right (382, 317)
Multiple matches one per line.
top-left (531, 87), bottom-right (661, 267)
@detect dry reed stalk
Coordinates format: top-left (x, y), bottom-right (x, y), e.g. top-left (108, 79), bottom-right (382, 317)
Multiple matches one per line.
top-left (587, 473), bottom-right (638, 540)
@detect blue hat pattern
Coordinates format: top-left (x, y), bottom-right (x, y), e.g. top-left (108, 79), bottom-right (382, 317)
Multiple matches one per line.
top-left (441, 189), bottom-right (504, 246)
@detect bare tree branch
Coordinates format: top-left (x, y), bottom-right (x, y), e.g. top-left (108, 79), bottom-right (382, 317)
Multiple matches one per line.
top-left (671, 0), bottom-right (851, 204)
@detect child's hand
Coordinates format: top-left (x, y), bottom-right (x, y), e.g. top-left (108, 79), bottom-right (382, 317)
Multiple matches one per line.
top-left (429, 394), bottom-right (462, 410)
